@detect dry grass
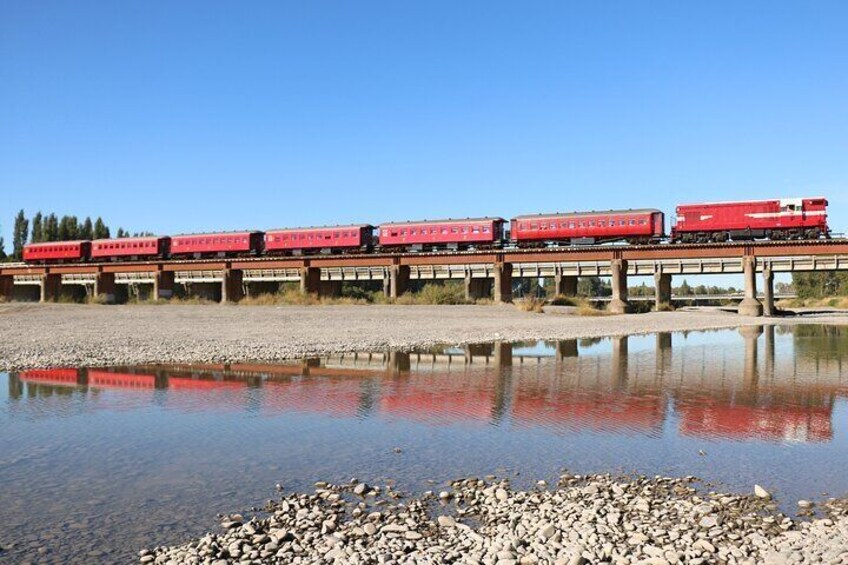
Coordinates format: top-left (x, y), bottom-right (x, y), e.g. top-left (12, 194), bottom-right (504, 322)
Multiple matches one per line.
top-left (778, 296), bottom-right (848, 309)
top-left (655, 302), bottom-right (675, 312)
top-left (578, 300), bottom-right (615, 316)
top-left (515, 296), bottom-right (546, 313)
top-left (239, 288), bottom-right (370, 306)
top-left (548, 294), bottom-right (579, 306)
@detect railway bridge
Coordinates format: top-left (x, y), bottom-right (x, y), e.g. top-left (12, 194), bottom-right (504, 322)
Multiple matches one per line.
top-left (2, 240), bottom-right (847, 316)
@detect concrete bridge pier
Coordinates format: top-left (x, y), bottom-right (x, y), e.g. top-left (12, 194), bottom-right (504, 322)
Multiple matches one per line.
top-left (738, 256), bottom-right (763, 317)
top-left (300, 266), bottom-right (320, 295)
top-left (654, 270), bottom-right (672, 311)
top-left (493, 262), bottom-right (513, 303)
top-left (388, 351), bottom-right (410, 374)
top-left (464, 275), bottom-right (489, 302)
top-left (762, 265), bottom-right (775, 316)
top-left (40, 274), bottom-right (61, 303)
top-left (553, 271), bottom-right (578, 297)
top-left (555, 339), bottom-right (579, 360)
top-left (154, 270), bottom-right (174, 300)
top-left (221, 269), bottom-right (244, 303)
top-left (388, 265), bottom-right (410, 299)
top-left (608, 259), bottom-right (632, 314)
top-left (611, 335), bottom-right (629, 386)
top-left (94, 272), bottom-right (116, 304)
top-left (0, 275), bottom-right (13, 301)
top-left (739, 325), bottom-right (763, 388)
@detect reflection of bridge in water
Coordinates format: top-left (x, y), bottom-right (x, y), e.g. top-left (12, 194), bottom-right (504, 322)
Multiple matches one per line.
top-left (12, 326), bottom-right (848, 442)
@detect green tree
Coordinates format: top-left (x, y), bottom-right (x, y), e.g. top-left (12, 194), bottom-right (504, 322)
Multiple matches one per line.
top-left (43, 213), bottom-right (59, 242)
top-left (80, 217), bottom-right (94, 240)
top-left (0, 236), bottom-right (6, 260)
top-left (93, 217), bottom-right (110, 239)
top-left (12, 209), bottom-right (28, 260)
top-left (31, 212), bottom-right (43, 243)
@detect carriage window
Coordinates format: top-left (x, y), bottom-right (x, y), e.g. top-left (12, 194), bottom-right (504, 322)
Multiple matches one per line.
top-left (482, 226), bottom-right (490, 233)
top-left (578, 221), bottom-right (585, 228)
top-left (462, 227), bottom-right (469, 233)
top-left (639, 219), bottom-right (646, 225)
top-left (589, 220), bottom-right (595, 227)
top-left (451, 227), bottom-right (458, 233)
top-left (599, 221), bottom-right (606, 227)
top-left (531, 224), bottom-right (538, 230)
top-left (619, 220), bottom-right (625, 226)
top-left (629, 219), bottom-right (635, 225)
top-left (568, 222), bottom-right (575, 229)
top-left (473, 226), bottom-right (480, 234)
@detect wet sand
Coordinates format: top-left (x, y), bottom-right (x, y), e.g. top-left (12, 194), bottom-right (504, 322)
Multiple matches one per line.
top-left (1, 302), bottom-right (847, 371)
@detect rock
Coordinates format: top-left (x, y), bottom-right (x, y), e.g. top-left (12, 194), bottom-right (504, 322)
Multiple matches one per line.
top-left (539, 523), bottom-right (556, 540)
top-left (495, 488), bottom-right (509, 502)
top-left (353, 483), bottom-right (368, 496)
top-left (437, 516), bottom-right (456, 528)
top-left (363, 523), bottom-right (377, 536)
top-left (754, 485), bottom-right (771, 499)
top-left (797, 500), bottom-right (814, 509)
top-left (438, 491), bottom-right (452, 500)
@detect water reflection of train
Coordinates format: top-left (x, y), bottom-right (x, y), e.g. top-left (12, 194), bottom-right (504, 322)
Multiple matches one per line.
top-left (11, 326), bottom-right (848, 442)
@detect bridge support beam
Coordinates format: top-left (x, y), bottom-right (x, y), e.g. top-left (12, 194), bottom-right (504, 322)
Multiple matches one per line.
top-left (612, 335), bottom-right (629, 386)
top-left (464, 275), bottom-right (489, 302)
top-left (554, 272), bottom-right (578, 297)
top-left (221, 269), bottom-right (244, 303)
top-left (319, 280), bottom-right (342, 298)
top-left (493, 262), bottom-right (513, 303)
top-left (40, 274), bottom-right (61, 303)
top-left (494, 341), bottom-right (513, 368)
top-left (94, 272), bottom-right (116, 304)
top-left (154, 270), bottom-right (174, 300)
top-left (739, 325), bottom-right (763, 388)
top-left (654, 271), bottom-right (672, 311)
top-left (762, 265), bottom-right (775, 316)
top-left (608, 259), bottom-right (632, 314)
top-left (0, 275), bottom-right (13, 301)
top-left (300, 266), bottom-right (320, 295)
top-left (738, 256), bottom-right (763, 317)
top-left (388, 265), bottom-right (410, 299)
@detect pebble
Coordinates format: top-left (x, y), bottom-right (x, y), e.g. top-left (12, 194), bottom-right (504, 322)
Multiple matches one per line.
top-left (755, 484), bottom-right (772, 499)
top-left (139, 472), bottom-right (848, 565)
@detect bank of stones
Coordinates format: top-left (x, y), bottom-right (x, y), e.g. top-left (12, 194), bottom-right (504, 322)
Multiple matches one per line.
top-left (142, 473), bottom-right (848, 564)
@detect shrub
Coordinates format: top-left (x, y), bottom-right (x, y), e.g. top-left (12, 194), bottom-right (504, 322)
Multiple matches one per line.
top-left (516, 296), bottom-right (545, 313)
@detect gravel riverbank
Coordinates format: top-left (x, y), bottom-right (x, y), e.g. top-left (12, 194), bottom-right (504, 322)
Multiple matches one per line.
top-left (143, 473), bottom-right (848, 565)
top-left (2, 303), bottom-right (848, 371)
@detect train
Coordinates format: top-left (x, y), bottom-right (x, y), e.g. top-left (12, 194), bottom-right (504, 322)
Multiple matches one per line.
top-left (21, 196), bottom-right (830, 263)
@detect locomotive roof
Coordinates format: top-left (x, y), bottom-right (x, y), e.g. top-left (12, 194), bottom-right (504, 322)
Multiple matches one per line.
top-left (512, 209), bottom-right (662, 220)
top-left (676, 197), bottom-right (827, 207)
top-left (265, 224), bottom-right (374, 232)
top-left (379, 217), bottom-right (505, 227)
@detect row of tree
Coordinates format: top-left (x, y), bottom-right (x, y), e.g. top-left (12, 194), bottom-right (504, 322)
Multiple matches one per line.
top-left (3, 210), bottom-right (135, 261)
top-left (792, 272), bottom-right (848, 299)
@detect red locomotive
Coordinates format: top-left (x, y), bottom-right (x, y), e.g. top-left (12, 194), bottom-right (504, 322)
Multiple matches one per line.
top-left (672, 197), bottom-right (829, 243)
top-left (265, 225), bottom-right (375, 255)
top-left (22, 240), bottom-right (90, 263)
top-left (510, 209), bottom-right (665, 246)
top-left (377, 218), bottom-right (506, 251)
top-left (169, 231), bottom-right (264, 258)
top-left (91, 236), bottom-right (170, 260)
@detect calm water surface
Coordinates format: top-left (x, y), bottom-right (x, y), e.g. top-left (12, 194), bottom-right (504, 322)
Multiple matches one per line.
top-left (2, 325), bottom-right (848, 563)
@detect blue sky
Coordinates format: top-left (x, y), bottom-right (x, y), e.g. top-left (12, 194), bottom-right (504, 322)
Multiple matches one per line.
top-left (2, 1), bottom-right (846, 250)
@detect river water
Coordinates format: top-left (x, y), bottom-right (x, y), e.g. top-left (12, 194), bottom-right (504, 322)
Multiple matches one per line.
top-left (2, 325), bottom-right (848, 563)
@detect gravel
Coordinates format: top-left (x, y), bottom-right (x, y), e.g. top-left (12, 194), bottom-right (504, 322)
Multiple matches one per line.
top-left (142, 473), bottom-right (848, 564)
top-left (2, 303), bottom-right (847, 371)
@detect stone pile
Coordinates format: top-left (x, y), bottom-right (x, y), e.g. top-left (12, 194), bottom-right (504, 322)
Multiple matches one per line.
top-left (142, 473), bottom-right (848, 564)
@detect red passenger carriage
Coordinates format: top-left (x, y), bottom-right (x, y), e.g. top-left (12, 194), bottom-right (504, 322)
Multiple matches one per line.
top-left (169, 231), bottom-right (264, 257)
top-left (91, 236), bottom-right (170, 260)
top-left (510, 209), bottom-right (665, 246)
top-left (264, 225), bottom-right (375, 255)
top-left (23, 241), bottom-right (91, 263)
top-left (671, 197), bottom-right (829, 243)
top-left (377, 218), bottom-right (505, 251)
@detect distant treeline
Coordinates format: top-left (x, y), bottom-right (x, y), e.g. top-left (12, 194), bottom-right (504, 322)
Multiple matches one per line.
top-left (792, 272), bottom-right (848, 299)
top-left (2, 209), bottom-right (145, 261)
